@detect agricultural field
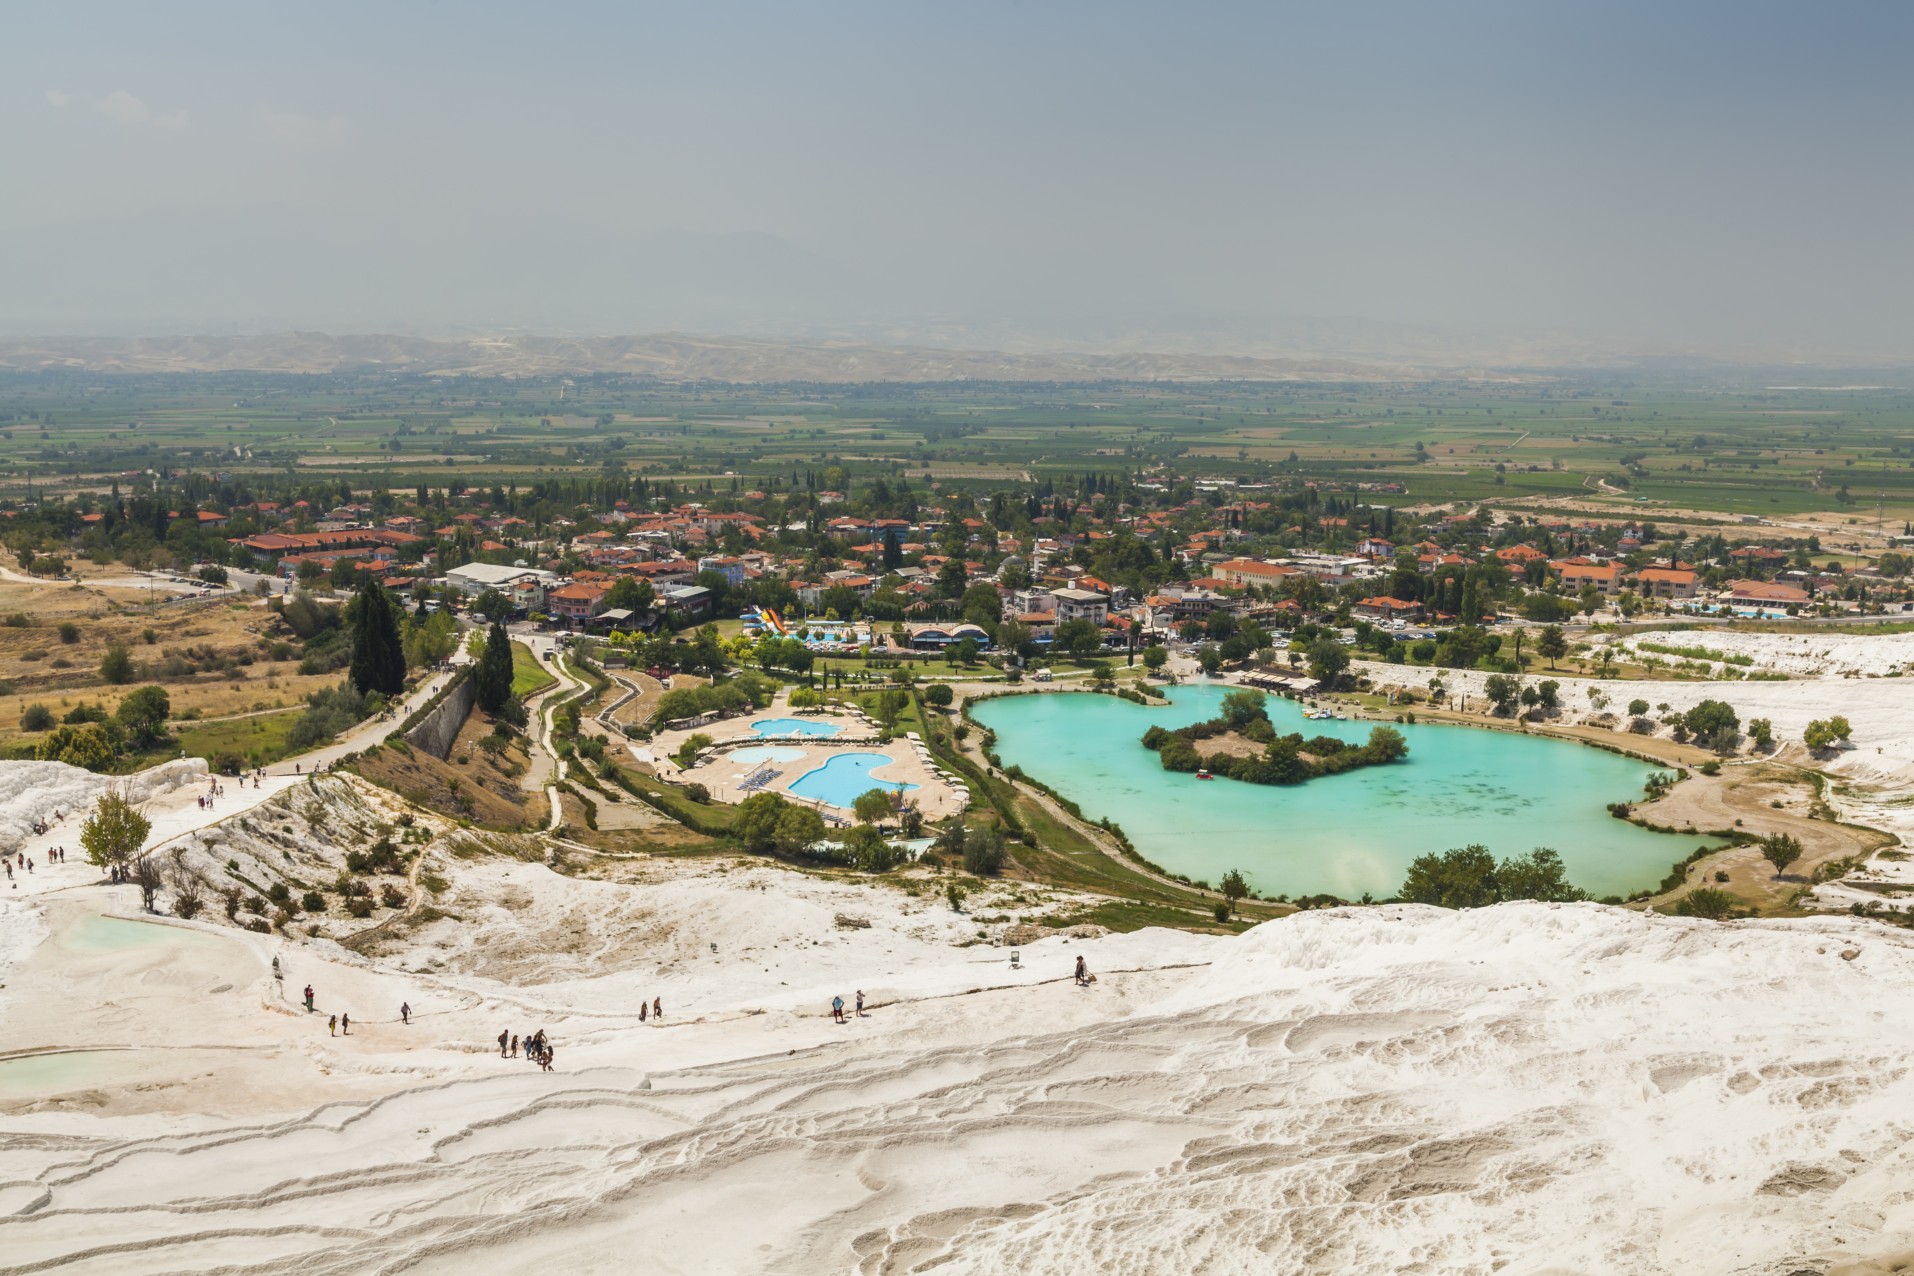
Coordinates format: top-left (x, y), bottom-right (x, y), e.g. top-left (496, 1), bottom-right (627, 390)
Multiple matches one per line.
top-left (2, 369), bottom-right (1913, 524)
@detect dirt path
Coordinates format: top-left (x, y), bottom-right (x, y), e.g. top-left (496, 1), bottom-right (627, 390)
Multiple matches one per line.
top-left (1633, 761), bottom-right (1894, 912)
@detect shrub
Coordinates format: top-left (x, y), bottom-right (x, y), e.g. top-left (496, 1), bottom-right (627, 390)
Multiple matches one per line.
top-left (19, 704), bottom-right (54, 731)
top-left (57, 622), bottom-right (80, 644)
top-left (1675, 887), bottom-right (1735, 920)
top-left (100, 644), bottom-right (136, 685)
top-left (301, 890), bottom-right (326, 913)
top-left (962, 823), bottom-right (1007, 876)
top-left (380, 883), bottom-right (407, 909)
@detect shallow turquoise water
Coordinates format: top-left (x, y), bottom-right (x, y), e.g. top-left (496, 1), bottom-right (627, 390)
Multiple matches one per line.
top-left (787, 752), bottom-right (918, 808)
top-left (970, 684), bottom-right (1697, 900)
top-left (61, 915), bottom-right (225, 953)
top-left (752, 717), bottom-right (840, 738)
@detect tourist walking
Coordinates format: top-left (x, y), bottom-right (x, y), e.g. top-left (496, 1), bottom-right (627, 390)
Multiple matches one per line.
top-left (652, 997), bottom-right (662, 1022)
top-left (341, 1012), bottom-right (350, 1035)
top-left (510, 1033), bottom-right (519, 1058)
top-left (639, 1001), bottom-right (647, 1023)
top-left (855, 990), bottom-right (865, 1018)
top-left (328, 1015), bottom-right (338, 1036)
top-left (304, 985), bottom-right (315, 1012)
top-left (831, 995), bottom-right (845, 1023)
top-left (498, 1030), bottom-right (509, 1057)
top-left (400, 1001), bottom-right (411, 1025)
top-left (1074, 956), bottom-right (1090, 986)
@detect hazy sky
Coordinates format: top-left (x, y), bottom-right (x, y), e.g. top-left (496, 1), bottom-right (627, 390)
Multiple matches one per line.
top-left (6, 1), bottom-right (1912, 360)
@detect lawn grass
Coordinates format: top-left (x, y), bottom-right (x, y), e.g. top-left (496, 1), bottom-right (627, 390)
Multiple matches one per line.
top-left (175, 708), bottom-right (304, 768)
top-left (511, 641), bottom-right (558, 698)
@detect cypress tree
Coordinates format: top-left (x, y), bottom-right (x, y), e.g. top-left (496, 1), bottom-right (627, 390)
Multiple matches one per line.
top-left (477, 621), bottom-right (514, 715)
top-left (349, 580), bottom-right (406, 697)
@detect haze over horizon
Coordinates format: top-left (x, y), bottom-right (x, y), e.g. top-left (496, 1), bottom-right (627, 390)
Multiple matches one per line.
top-left (6, 1), bottom-right (1912, 365)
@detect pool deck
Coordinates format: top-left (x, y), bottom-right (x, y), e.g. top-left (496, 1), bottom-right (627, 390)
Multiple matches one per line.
top-left (645, 694), bottom-right (965, 822)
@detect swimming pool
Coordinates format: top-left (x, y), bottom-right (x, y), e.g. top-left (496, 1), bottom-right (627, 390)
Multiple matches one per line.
top-left (730, 746), bottom-right (806, 766)
top-left (786, 752), bottom-right (918, 808)
top-left (752, 717), bottom-right (840, 738)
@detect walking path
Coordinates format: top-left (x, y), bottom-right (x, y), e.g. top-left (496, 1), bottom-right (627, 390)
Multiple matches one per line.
top-left (6, 652), bottom-right (472, 896)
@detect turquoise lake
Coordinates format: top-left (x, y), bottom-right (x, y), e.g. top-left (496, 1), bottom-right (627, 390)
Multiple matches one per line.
top-left (970, 683), bottom-right (1695, 900)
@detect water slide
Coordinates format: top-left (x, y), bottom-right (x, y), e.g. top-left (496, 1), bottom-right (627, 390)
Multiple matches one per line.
top-left (758, 607), bottom-right (790, 635)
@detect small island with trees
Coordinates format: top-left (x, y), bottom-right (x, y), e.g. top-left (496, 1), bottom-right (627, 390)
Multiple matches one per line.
top-left (1140, 688), bottom-right (1409, 785)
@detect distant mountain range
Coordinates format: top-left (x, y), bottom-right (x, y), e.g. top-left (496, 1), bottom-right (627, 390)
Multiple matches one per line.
top-left (0, 331), bottom-right (1458, 382)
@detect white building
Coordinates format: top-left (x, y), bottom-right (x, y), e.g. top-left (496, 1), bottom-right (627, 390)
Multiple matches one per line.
top-left (1050, 587), bottom-right (1109, 624)
top-left (444, 562), bottom-right (559, 598)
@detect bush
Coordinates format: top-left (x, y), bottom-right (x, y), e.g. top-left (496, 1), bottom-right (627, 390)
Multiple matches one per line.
top-left (1400, 845), bottom-right (1587, 907)
top-left (285, 683), bottom-right (372, 750)
top-left (380, 883), bottom-right (407, 909)
top-left (962, 823), bottom-right (1007, 876)
top-left (19, 704), bottom-right (54, 731)
top-left (1675, 887), bottom-right (1735, 920)
top-left (56, 622), bottom-right (80, 644)
top-left (301, 890), bottom-right (326, 913)
top-left (100, 644), bottom-right (136, 685)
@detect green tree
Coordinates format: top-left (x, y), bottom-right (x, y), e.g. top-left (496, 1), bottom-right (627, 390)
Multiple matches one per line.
top-left (1219, 688), bottom-right (1268, 728)
top-left (81, 792), bottom-right (150, 871)
top-left (962, 822), bottom-right (1007, 875)
top-left (1759, 832), bottom-right (1803, 878)
top-left (733, 791), bottom-right (789, 853)
top-left (604, 576), bottom-right (656, 613)
top-left (1536, 626), bottom-right (1568, 669)
top-left (1400, 844), bottom-right (1501, 908)
top-left (348, 580), bottom-right (406, 697)
top-left (1305, 638), bottom-right (1348, 687)
top-left (472, 588), bottom-right (515, 623)
top-left (773, 804), bottom-right (827, 856)
top-left (841, 823), bottom-right (900, 871)
top-left (1363, 725), bottom-right (1409, 763)
top-left (673, 732), bottom-right (714, 768)
top-left (852, 787), bottom-right (894, 825)
top-left (924, 683), bottom-right (954, 708)
top-left (1746, 718), bottom-right (1774, 751)
top-left (99, 643), bottom-right (136, 685)
top-left (1399, 844), bottom-right (1585, 907)
top-left (1483, 674), bottom-right (1521, 716)
top-left (1803, 716), bottom-right (1852, 752)
top-left (1493, 848), bottom-right (1586, 902)
top-left (1219, 867), bottom-right (1249, 917)
top-left (1684, 700), bottom-right (1745, 738)
top-left (1142, 644), bottom-right (1169, 673)
top-left (37, 723), bottom-right (115, 770)
top-left (115, 685), bottom-right (172, 749)
top-left (476, 621), bottom-right (514, 715)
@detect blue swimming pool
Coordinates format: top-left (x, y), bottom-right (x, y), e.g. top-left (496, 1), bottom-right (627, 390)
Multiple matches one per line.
top-left (786, 752), bottom-right (918, 808)
top-left (751, 717), bottom-right (840, 738)
top-left (731, 746), bottom-right (806, 765)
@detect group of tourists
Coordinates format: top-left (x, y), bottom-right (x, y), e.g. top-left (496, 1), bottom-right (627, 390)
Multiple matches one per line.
top-left (7, 846), bottom-right (66, 882)
top-left (498, 1028), bottom-right (556, 1070)
top-left (638, 996), bottom-right (663, 1023)
top-left (830, 990), bottom-right (866, 1023)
